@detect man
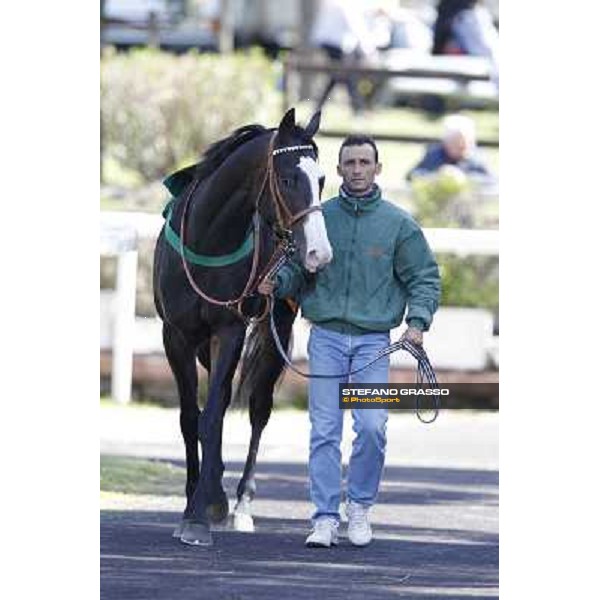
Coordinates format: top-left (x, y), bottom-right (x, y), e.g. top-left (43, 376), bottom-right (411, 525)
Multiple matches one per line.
top-left (259, 135), bottom-right (440, 548)
top-left (406, 114), bottom-right (494, 183)
top-left (310, 0), bottom-right (380, 114)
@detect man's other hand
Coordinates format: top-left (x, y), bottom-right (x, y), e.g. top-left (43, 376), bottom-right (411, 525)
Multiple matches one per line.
top-left (401, 326), bottom-right (423, 346)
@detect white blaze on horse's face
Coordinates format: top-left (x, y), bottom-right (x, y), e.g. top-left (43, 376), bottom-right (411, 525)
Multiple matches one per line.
top-left (298, 156), bottom-right (333, 273)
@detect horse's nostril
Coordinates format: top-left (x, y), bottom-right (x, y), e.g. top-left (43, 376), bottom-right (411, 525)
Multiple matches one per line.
top-left (307, 250), bottom-right (322, 265)
top-left (306, 248), bottom-right (331, 268)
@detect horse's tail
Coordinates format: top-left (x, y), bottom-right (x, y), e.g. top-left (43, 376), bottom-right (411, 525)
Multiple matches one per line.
top-left (233, 299), bottom-right (297, 410)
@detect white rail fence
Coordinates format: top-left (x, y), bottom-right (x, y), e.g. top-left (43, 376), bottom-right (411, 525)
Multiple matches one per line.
top-left (100, 211), bottom-right (499, 403)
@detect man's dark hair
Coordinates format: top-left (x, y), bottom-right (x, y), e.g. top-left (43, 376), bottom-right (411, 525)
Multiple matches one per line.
top-left (338, 134), bottom-right (379, 164)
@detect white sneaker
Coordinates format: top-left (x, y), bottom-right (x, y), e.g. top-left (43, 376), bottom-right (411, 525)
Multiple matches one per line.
top-left (347, 501), bottom-right (372, 546)
top-left (305, 517), bottom-right (339, 548)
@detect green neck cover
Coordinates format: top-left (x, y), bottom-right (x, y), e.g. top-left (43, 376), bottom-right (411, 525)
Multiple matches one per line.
top-left (163, 202), bottom-right (254, 267)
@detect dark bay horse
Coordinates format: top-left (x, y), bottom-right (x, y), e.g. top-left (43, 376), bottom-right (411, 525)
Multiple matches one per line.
top-left (153, 108), bottom-right (332, 546)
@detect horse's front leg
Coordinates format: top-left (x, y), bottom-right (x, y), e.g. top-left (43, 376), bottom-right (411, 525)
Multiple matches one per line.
top-left (162, 323), bottom-right (201, 539)
top-left (180, 323), bottom-right (246, 546)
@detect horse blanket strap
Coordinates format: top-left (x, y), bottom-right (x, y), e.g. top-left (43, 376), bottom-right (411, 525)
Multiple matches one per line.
top-left (163, 203), bottom-right (254, 267)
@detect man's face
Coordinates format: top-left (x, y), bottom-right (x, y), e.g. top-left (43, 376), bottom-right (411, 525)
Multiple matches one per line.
top-left (337, 144), bottom-right (382, 195)
top-left (443, 132), bottom-right (469, 161)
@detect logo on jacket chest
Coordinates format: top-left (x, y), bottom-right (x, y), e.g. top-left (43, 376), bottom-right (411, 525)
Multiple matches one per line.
top-left (366, 244), bottom-right (386, 258)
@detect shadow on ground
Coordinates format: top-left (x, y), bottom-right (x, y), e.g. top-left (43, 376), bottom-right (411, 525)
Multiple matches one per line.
top-left (101, 460), bottom-right (498, 599)
top-left (102, 456), bottom-right (498, 507)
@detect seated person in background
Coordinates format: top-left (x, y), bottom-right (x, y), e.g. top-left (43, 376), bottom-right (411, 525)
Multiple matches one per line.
top-left (406, 114), bottom-right (494, 188)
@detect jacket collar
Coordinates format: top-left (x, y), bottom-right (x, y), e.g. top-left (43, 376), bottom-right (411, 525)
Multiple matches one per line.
top-left (338, 184), bottom-right (382, 214)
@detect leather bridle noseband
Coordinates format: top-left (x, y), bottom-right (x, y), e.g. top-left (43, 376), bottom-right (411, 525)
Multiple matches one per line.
top-left (177, 131), bottom-right (321, 322)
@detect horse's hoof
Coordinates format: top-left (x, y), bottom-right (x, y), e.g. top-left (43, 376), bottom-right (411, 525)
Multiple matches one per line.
top-left (233, 511), bottom-right (255, 533)
top-left (206, 494), bottom-right (229, 524)
top-left (180, 522), bottom-right (213, 546)
top-left (233, 497), bottom-right (255, 532)
top-left (172, 518), bottom-right (191, 538)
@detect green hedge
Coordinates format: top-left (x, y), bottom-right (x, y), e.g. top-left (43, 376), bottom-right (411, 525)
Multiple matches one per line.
top-left (439, 255), bottom-right (498, 311)
top-left (101, 47), bottom-right (281, 183)
top-left (411, 177), bottom-right (499, 312)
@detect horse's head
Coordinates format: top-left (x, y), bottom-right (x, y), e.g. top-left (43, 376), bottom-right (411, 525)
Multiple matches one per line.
top-left (268, 108), bottom-right (333, 273)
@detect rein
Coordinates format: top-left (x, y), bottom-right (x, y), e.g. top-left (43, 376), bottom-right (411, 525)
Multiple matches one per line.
top-left (175, 131), bottom-right (320, 322)
top-left (267, 295), bottom-right (440, 424)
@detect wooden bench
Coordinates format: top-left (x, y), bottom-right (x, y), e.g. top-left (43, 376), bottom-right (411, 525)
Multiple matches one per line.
top-left (283, 50), bottom-right (498, 112)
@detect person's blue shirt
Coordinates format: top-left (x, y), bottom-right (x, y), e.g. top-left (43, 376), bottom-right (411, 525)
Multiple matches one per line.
top-left (406, 142), bottom-right (492, 181)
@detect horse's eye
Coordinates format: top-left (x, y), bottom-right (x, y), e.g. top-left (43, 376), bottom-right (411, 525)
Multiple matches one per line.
top-left (281, 176), bottom-right (297, 189)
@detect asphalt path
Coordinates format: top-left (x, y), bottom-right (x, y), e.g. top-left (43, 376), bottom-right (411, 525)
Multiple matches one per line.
top-left (101, 407), bottom-right (499, 599)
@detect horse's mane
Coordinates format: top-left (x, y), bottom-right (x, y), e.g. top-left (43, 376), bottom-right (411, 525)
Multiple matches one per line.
top-left (195, 122), bottom-right (318, 177)
top-left (195, 124), bottom-right (269, 180)
top-left (164, 124), bottom-right (269, 197)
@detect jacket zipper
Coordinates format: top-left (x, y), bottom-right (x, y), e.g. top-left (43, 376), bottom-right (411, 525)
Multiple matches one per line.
top-left (343, 202), bottom-right (359, 322)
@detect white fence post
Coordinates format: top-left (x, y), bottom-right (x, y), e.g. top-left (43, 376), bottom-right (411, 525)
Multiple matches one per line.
top-left (100, 215), bottom-right (139, 404)
top-left (112, 249), bottom-right (138, 403)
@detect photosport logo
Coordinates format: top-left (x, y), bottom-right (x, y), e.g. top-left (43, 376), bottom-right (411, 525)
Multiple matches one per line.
top-left (338, 384), bottom-right (448, 409)
top-left (337, 383), bottom-right (498, 410)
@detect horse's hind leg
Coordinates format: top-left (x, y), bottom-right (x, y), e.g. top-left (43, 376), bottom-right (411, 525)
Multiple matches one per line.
top-left (233, 382), bottom-right (274, 533)
top-left (234, 302), bottom-right (296, 532)
top-left (162, 323), bottom-right (201, 540)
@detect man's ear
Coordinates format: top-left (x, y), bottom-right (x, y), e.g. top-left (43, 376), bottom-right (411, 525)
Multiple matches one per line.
top-left (278, 107), bottom-right (296, 136)
top-left (337, 164), bottom-right (343, 177)
top-left (375, 163), bottom-right (382, 175)
top-left (304, 111), bottom-right (321, 138)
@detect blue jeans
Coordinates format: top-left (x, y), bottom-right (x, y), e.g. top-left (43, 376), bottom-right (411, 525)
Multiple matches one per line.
top-left (307, 324), bottom-right (390, 523)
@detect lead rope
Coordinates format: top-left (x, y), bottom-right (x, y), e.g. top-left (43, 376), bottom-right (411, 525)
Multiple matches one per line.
top-left (267, 296), bottom-right (440, 423)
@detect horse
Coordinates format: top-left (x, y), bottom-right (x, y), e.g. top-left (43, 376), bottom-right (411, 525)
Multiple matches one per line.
top-left (152, 108), bottom-right (332, 546)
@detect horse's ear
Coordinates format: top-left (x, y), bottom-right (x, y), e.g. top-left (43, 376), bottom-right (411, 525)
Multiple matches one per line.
top-left (304, 111), bottom-right (321, 138)
top-left (278, 107), bottom-right (296, 134)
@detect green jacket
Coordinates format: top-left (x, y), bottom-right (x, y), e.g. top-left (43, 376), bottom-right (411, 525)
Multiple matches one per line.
top-left (274, 186), bottom-right (440, 334)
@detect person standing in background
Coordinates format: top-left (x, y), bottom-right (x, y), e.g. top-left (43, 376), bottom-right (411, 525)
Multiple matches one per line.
top-left (310, 0), bottom-right (382, 114)
top-left (432, 0), bottom-right (499, 85)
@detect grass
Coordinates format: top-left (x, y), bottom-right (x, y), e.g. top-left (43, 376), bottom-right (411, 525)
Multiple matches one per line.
top-left (100, 196), bottom-right (128, 211)
top-left (101, 455), bottom-right (185, 497)
top-left (98, 398), bottom-right (304, 501)
top-left (294, 100), bottom-right (498, 140)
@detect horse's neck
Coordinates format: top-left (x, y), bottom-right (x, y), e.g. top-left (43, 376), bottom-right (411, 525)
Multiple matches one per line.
top-left (187, 137), bottom-right (268, 254)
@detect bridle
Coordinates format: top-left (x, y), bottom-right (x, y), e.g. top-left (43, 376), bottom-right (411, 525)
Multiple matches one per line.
top-left (176, 131), bottom-right (321, 323)
top-left (268, 138), bottom-right (324, 230)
